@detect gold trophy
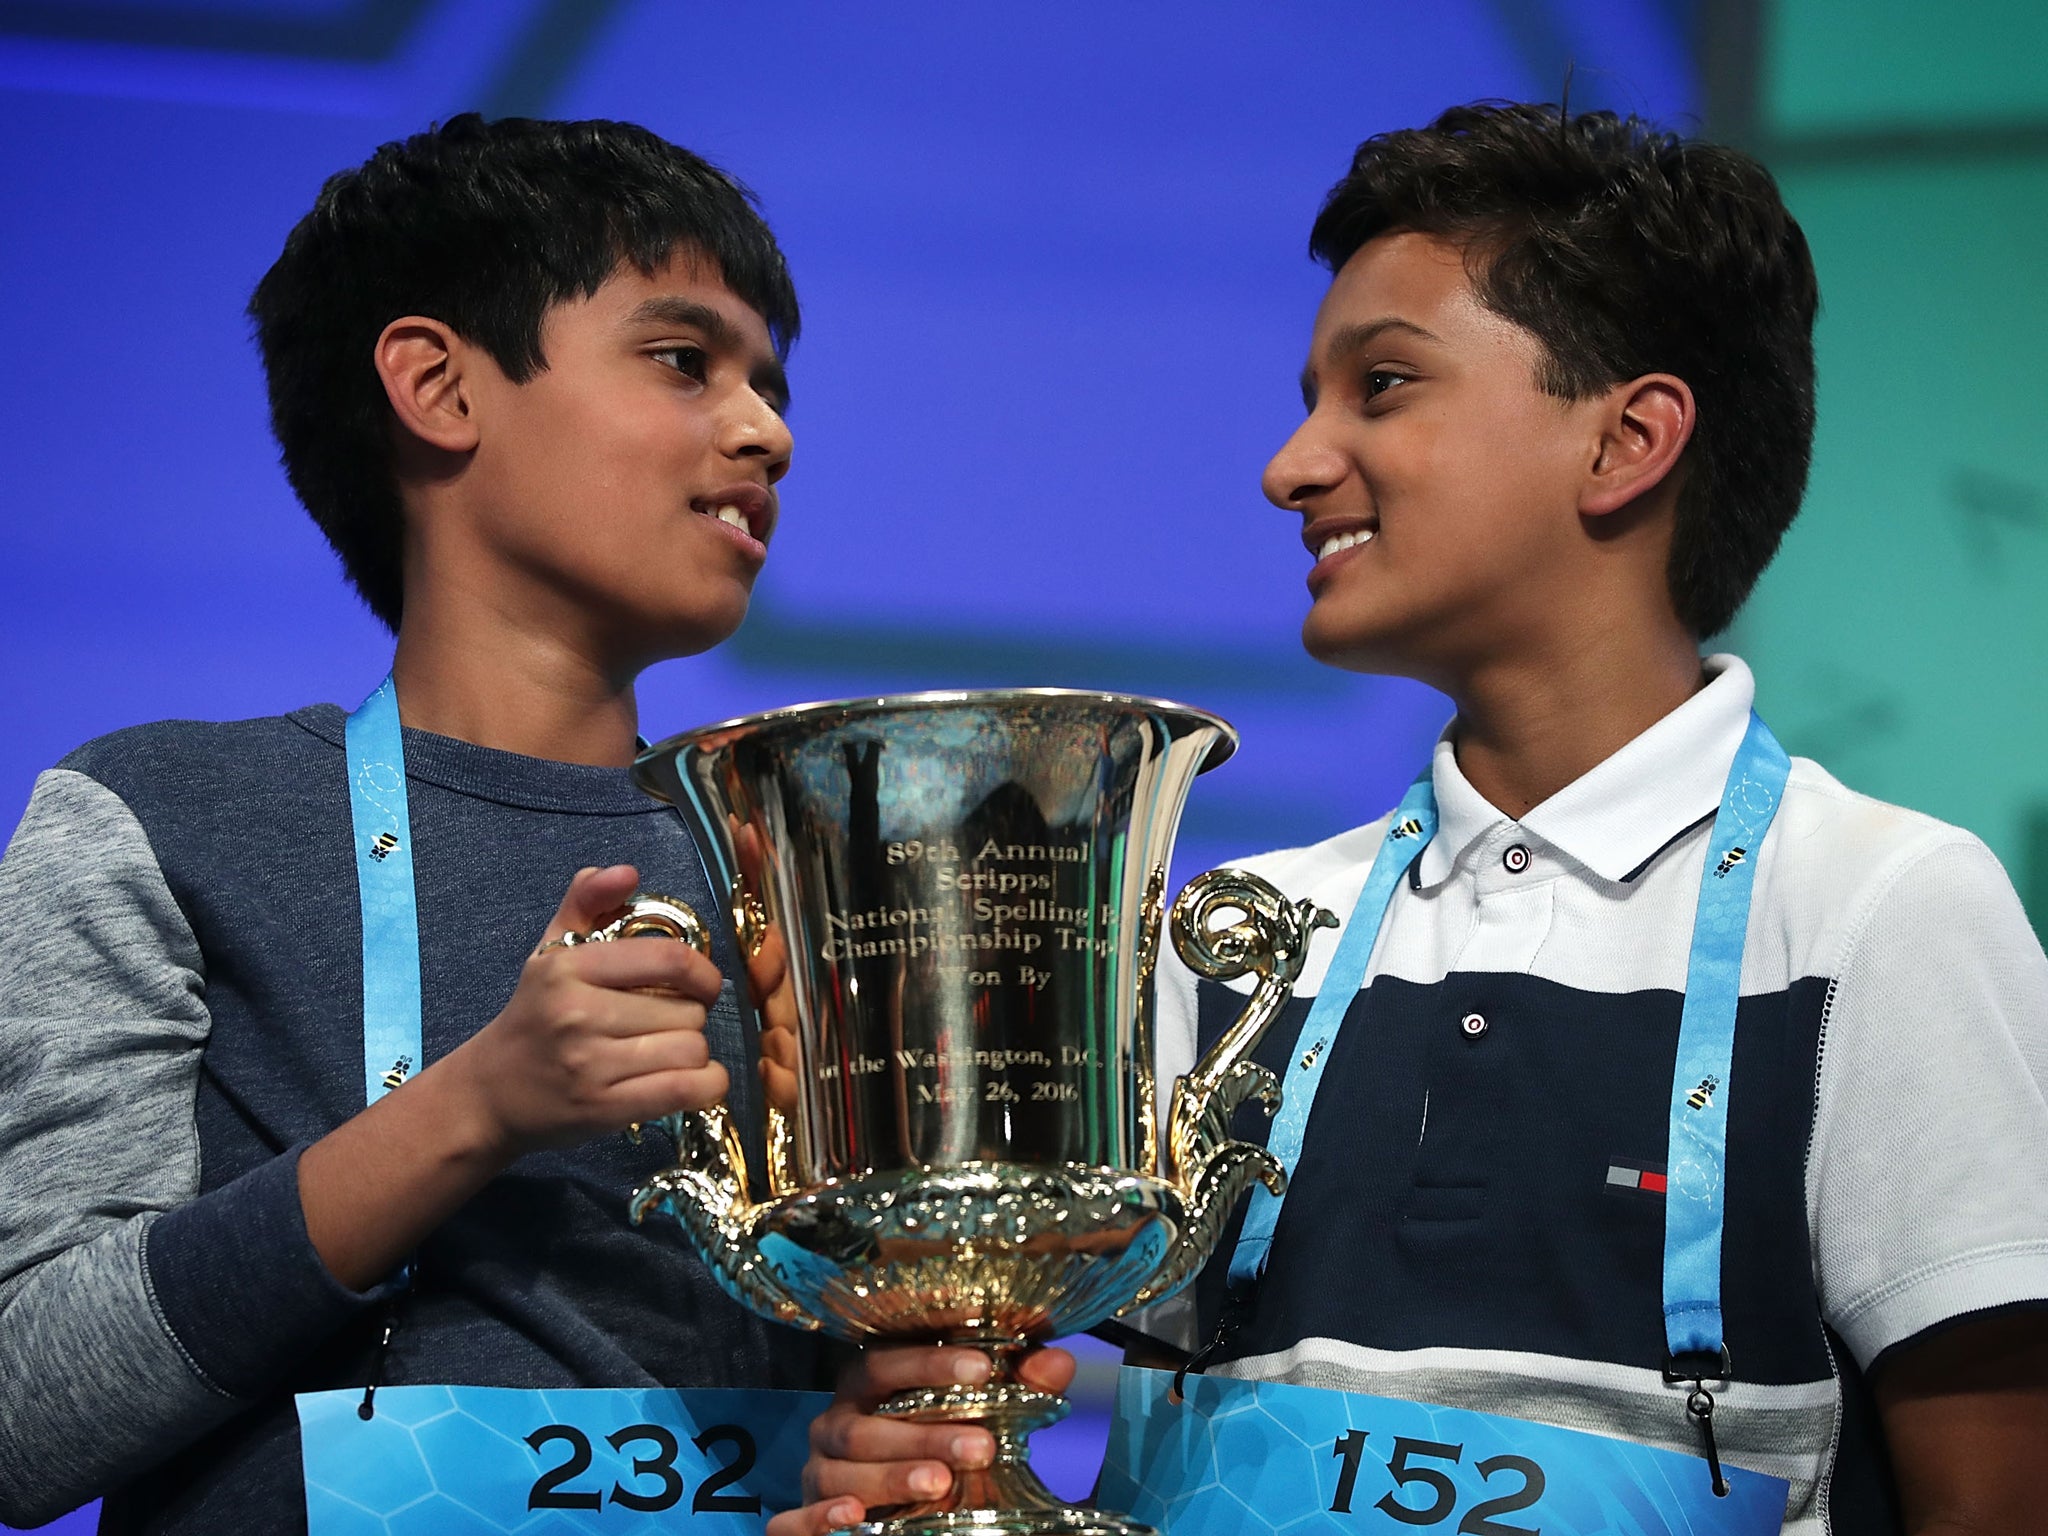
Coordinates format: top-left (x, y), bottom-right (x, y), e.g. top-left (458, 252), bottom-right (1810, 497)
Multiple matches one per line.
top-left (602, 691), bottom-right (1332, 1536)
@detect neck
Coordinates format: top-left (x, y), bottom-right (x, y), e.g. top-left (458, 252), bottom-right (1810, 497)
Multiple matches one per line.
top-left (1447, 619), bottom-right (1705, 820)
top-left (387, 590), bottom-right (641, 768)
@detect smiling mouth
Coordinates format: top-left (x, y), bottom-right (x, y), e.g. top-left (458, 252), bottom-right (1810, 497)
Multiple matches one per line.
top-left (689, 491), bottom-right (772, 547)
top-left (1315, 528), bottom-right (1376, 561)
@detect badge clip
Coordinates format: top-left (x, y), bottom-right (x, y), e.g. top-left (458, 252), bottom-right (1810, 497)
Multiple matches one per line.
top-left (356, 1276), bottom-right (413, 1422)
top-left (1663, 1345), bottom-right (1734, 1497)
top-left (357, 1308), bottom-right (400, 1422)
top-left (1171, 1289), bottom-right (1253, 1405)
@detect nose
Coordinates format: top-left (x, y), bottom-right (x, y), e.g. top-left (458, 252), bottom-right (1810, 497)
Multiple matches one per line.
top-left (721, 387), bottom-right (795, 483)
top-left (1261, 412), bottom-right (1347, 512)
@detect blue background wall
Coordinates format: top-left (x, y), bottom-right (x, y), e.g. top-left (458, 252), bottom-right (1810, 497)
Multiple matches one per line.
top-left (0, 0), bottom-right (1700, 900)
top-left (4, 2), bottom-right (2040, 1529)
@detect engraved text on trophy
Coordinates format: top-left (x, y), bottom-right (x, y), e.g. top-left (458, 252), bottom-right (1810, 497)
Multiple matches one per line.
top-left (807, 784), bottom-right (1131, 1174)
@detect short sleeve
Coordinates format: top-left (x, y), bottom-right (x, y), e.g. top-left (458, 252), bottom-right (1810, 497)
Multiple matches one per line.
top-left (1807, 833), bottom-right (2048, 1369)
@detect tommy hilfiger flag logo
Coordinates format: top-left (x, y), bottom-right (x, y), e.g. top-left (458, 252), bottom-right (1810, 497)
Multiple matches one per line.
top-left (1607, 1162), bottom-right (1667, 1195)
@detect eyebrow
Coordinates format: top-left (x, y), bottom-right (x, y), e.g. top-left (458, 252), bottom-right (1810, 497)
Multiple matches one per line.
top-left (625, 296), bottom-right (791, 412)
top-left (625, 295), bottom-right (739, 343)
top-left (1299, 317), bottom-right (1446, 405)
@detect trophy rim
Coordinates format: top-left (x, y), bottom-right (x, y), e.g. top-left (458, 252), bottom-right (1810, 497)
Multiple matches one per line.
top-left (633, 685), bottom-right (1238, 800)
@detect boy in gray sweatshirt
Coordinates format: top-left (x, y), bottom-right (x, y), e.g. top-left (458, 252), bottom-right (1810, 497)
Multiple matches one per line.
top-left (0, 113), bottom-right (823, 1531)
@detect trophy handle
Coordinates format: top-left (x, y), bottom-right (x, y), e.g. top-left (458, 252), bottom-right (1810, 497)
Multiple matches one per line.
top-left (1129, 869), bottom-right (1336, 1308)
top-left (563, 894), bottom-right (815, 1328)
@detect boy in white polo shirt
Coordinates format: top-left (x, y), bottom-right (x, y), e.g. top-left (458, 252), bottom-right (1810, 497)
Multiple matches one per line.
top-left (774, 103), bottom-right (2048, 1535)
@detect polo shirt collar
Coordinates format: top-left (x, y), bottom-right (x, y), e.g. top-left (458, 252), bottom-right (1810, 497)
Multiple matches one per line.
top-left (1415, 653), bottom-right (1757, 887)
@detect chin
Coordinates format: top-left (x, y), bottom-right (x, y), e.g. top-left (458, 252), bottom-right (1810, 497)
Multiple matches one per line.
top-left (1301, 604), bottom-right (1402, 676)
top-left (1302, 606), bottom-right (1384, 663)
top-left (640, 587), bottom-right (752, 663)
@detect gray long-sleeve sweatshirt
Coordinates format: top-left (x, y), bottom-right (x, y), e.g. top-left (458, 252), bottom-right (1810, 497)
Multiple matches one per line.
top-left (0, 707), bottom-right (825, 1532)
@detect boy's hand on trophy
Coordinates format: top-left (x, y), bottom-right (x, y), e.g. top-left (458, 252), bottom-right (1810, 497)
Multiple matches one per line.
top-left (759, 1019), bottom-right (800, 1116)
top-left (742, 903), bottom-right (803, 1115)
top-left (442, 864), bottom-right (730, 1156)
top-left (768, 1343), bottom-right (1078, 1536)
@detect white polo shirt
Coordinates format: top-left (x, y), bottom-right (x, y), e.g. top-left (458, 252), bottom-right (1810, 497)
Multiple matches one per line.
top-left (1152, 654), bottom-right (2048, 1535)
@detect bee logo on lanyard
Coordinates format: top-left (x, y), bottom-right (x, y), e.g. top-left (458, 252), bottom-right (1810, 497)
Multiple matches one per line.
top-left (369, 831), bottom-right (400, 862)
top-left (1389, 817), bottom-right (1425, 841)
top-left (1686, 1075), bottom-right (1721, 1112)
top-left (1712, 845), bottom-right (1747, 879)
top-left (381, 1054), bottom-right (414, 1092)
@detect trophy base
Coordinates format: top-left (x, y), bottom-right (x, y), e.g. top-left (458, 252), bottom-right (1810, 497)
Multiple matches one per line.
top-left (836, 1380), bottom-right (1155, 1536)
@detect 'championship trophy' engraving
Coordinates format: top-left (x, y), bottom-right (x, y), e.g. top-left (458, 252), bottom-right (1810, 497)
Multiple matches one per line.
top-left (602, 691), bottom-right (1332, 1536)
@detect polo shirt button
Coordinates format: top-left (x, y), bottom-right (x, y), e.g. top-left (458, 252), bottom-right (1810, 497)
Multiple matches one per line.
top-left (1460, 1012), bottom-right (1488, 1039)
top-left (1503, 843), bottom-right (1530, 873)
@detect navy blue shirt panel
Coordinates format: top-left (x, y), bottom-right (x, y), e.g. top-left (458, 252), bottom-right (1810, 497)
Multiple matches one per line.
top-left (1190, 971), bottom-right (1833, 1390)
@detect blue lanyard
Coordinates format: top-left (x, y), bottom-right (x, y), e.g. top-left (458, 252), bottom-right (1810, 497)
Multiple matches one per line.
top-left (1661, 713), bottom-right (1790, 1361)
top-left (1226, 773), bottom-right (1437, 1288)
top-left (1226, 712), bottom-right (1791, 1368)
top-left (341, 680), bottom-right (649, 1107)
top-left (345, 675), bottom-right (425, 1108)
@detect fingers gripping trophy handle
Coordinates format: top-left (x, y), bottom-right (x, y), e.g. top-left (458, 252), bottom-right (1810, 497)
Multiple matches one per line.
top-left (1129, 870), bottom-right (1337, 1308)
top-left (558, 894), bottom-right (812, 1329)
top-left (732, 879), bottom-right (802, 1202)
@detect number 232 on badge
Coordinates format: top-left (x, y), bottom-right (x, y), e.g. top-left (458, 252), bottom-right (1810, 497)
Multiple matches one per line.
top-left (299, 1385), bottom-right (829, 1533)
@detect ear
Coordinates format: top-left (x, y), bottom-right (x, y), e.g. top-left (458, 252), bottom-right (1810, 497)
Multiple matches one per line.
top-left (1581, 373), bottom-right (1695, 518)
top-left (373, 316), bottom-right (479, 455)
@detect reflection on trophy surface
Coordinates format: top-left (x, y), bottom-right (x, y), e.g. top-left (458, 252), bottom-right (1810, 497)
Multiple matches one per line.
top-left (603, 691), bottom-right (1333, 1536)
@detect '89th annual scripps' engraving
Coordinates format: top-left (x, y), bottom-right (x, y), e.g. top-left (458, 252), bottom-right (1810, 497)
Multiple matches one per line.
top-left (823, 838), bottom-right (1119, 968)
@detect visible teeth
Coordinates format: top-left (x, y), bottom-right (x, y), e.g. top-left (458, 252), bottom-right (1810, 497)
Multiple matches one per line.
top-left (1316, 529), bottom-right (1375, 561)
top-left (714, 505), bottom-right (748, 531)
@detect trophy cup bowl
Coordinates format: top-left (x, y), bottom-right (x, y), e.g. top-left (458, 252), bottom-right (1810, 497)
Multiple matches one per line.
top-left (606, 691), bottom-right (1332, 1536)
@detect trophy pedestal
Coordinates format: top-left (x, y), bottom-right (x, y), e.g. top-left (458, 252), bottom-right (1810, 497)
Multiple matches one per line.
top-left (849, 1378), bottom-right (1153, 1536)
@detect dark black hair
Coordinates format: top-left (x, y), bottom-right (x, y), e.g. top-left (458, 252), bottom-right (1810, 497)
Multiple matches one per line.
top-left (1309, 102), bottom-right (1818, 638)
top-left (249, 114), bottom-right (799, 631)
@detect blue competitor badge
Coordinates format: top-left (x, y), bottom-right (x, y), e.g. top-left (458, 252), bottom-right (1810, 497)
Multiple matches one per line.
top-left (1098, 1367), bottom-right (1789, 1536)
top-left (299, 1385), bottom-right (827, 1534)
